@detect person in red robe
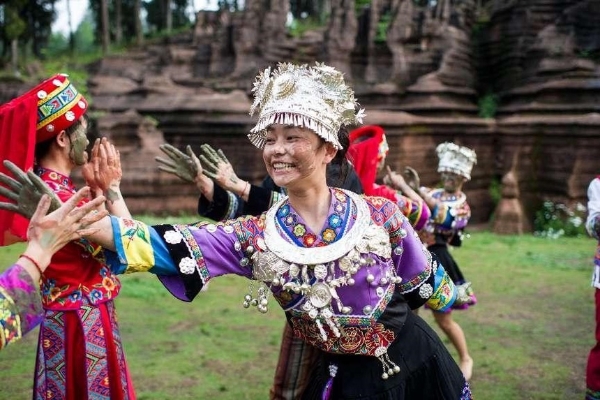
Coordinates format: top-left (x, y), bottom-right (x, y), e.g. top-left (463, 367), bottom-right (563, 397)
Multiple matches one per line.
top-left (0, 74), bottom-right (135, 400)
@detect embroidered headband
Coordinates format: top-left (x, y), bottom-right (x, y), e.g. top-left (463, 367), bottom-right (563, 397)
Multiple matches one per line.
top-left (27, 74), bottom-right (88, 142)
top-left (248, 62), bottom-right (365, 150)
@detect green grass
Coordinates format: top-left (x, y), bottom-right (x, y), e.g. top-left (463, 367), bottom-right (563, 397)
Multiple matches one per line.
top-left (0, 228), bottom-right (595, 399)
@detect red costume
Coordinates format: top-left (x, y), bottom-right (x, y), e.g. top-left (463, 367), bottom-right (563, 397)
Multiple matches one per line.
top-left (347, 125), bottom-right (430, 230)
top-left (0, 74), bottom-right (135, 399)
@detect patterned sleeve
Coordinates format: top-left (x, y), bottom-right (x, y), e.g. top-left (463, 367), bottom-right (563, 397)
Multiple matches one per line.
top-left (587, 178), bottom-right (600, 240)
top-left (431, 201), bottom-right (471, 231)
top-left (383, 203), bottom-right (456, 310)
top-left (369, 185), bottom-right (431, 231)
top-left (105, 215), bottom-right (259, 302)
top-left (0, 264), bottom-right (43, 351)
top-left (394, 195), bottom-right (431, 231)
top-left (197, 184), bottom-right (241, 221)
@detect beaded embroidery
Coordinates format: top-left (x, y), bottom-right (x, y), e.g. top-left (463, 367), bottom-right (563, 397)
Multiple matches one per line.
top-left (247, 189), bottom-right (405, 379)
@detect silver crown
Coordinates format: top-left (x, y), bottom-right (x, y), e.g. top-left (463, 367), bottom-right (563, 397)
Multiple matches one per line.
top-left (248, 62), bottom-right (365, 150)
top-left (436, 142), bottom-right (477, 181)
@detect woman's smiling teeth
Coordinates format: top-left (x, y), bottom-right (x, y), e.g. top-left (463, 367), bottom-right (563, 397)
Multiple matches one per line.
top-left (273, 162), bottom-right (295, 171)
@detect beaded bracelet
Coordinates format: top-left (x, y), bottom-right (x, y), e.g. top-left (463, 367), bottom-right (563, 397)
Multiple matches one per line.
top-left (19, 254), bottom-right (44, 276)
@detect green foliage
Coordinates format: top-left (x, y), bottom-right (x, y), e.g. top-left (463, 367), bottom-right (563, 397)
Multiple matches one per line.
top-left (355, 0), bottom-right (371, 14)
top-left (1, 0), bottom-right (58, 59)
top-left (144, 0), bottom-right (194, 34)
top-left (45, 32), bottom-right (69, 55)
top-left (534, 200), bottom-right (588, 239)
top-left (375, 13), bottom-right (392, 43)
top-left (488, 176), bottom-right (502, 206)
top-left (4, 3), bottom-right (27, 40)
top-left (578, 49), bottom-right (600, 62)
top-left (74, 12), bottom-right (99, 54)
top-left (287, 17), bottom-right (325, 38)
top-left (478, 92), bottom-right (498, 119)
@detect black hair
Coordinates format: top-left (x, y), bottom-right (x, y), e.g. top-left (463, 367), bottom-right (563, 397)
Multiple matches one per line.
top-left (325, 126), bottom-right (350, 187)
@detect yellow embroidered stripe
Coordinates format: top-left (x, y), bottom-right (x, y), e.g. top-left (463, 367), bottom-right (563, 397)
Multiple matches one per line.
top-left (117, 219), bottom-right (155, 273)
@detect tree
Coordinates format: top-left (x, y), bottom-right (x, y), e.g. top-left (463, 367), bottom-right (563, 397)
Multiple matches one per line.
top-left (134, 0), bottom-right (143, 45)
top-left (115, 0), bottom-right (123, 45)
top-left (144, 0), bottom-right (192, 34)
top-left (25, 0), bottom-right (57, 58)
top-left (100, 0), bottom-right (110, 53)
top-left (3, 0), bottom-right (27, 73)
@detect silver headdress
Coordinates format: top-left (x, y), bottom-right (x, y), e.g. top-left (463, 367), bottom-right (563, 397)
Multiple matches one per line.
top-left (436, 142), bottom-right (477, 181)
top-left (248, 62), bottom-right (366, 150)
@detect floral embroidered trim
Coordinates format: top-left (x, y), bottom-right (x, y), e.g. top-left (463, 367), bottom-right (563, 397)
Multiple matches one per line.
top-left (174, 224), bottom-right (210, 285)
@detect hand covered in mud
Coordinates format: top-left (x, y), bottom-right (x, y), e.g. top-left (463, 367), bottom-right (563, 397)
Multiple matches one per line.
top-left (82, 137), bottom-right (123, 193)
top-left (0, 160), bottom-right (62, 219)
top-left (385, 166), bottom-right (408, 190)
top-left (156, 143), bottom-right (202, 183)
top-left (199, 144), bottom-right (242, 192)
top-left (453, 282), bottom-right (474, 306)
top-left (27, 187), bottom-right (108, 254)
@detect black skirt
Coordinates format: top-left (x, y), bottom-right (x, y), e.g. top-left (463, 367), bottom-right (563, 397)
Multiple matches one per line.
top-left (428, 243), bottom-right (466, 284)
top-left (302, 312), bottom-right (470, 400)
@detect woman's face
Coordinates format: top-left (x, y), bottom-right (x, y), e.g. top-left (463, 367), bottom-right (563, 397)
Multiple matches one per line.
top-left (262, 124), bottom-right (335, 190)
top-left (441, 171), bottom-right (465, 193)
top-left (68, 118), bottom-right (90, 166)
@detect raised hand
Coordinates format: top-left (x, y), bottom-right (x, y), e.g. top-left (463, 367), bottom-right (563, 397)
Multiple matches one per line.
top-left (83, 138), bottom-right (124, 201)
top-left (453, 282), bottom-right (474, 306)
top-left (156, 143), bottom-right (202, 183)
top-left (27, 187), bottom-right (108, 254)
top-left (403, 166), bottom-right (421, 192)
top-left (199, 144), bottom-right (242, 192)
top-left (82, 138), bottom-right (101, 189)
top-left (85, 138), bottom-right (123, 191)
top-left (385, 166), bottom-right (407, 190)
top-left (0, 160), bottom-right (61, 219)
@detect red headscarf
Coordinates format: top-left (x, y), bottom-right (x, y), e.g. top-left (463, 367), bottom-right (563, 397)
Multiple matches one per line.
top-left (347, 125), bottom-right (396, 198)
top-left (0, 74), bottom-right (88, 245)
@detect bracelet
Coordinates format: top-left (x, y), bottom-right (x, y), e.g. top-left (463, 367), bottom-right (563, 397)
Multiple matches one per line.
top-left (241, 181), bottom-right (250, 198)
top-left (19, 254), bottom-right (44, 276)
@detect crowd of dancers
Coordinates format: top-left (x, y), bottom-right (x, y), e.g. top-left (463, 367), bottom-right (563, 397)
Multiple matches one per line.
top-left (0, 63), bottom-right (597, 400)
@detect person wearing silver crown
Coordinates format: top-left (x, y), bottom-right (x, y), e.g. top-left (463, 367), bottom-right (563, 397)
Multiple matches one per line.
top-left (2, 63), bottom-right (472, 399)
top-left (389, 142), bottom-right (478, 382)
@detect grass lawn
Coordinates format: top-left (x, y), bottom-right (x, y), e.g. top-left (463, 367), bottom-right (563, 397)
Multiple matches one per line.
top-left (0, 223), bottom-right (595, 400)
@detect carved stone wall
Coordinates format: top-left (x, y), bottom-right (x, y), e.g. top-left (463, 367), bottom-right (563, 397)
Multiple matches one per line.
top-left (479, 0), bottom-right (600, 230)
top-left (2, 0), bottom-right (599, 227)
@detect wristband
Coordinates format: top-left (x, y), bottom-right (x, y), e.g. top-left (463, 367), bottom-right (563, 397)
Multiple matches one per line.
top-left (19, 254), bottom-right (44, 276)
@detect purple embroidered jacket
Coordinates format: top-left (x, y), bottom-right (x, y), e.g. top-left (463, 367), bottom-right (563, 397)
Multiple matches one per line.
top-left (109, 189), bottom-right (456, 358)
